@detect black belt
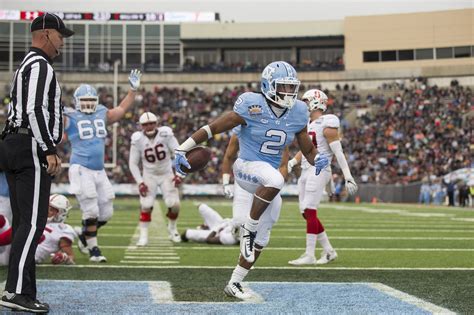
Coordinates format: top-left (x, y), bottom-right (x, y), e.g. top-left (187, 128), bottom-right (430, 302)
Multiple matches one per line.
top-left (6, 127), bottom-right (33, 136)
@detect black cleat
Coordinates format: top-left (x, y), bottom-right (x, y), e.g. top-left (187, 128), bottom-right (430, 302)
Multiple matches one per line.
top-left (0, 292), bottom-right (49, 313)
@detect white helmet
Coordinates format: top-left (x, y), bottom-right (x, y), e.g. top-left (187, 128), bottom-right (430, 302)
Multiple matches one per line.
top-left (139, 112), bottom-right (158, 124)
top-left (302, 89), bottom-right (328, 112)
top-left (139, 112), bottom-right (158, 136)
top-left (48, 194), bottom-right (72, 223)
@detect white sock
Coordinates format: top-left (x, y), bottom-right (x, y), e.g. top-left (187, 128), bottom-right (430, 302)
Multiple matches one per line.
top-left (86, 236), bottom-right (98, 249)
top-left (229, 265), bottom-right (250, 284)
top-left (168, 219), bottom-right (177, 231)
top-left (139, 222), bottom-right (149, 239)
top-left (305, 234), bottom-right (317, 256)
top-left (244, 217), bottom-right (259, 233)
top-left (317, 231), bottom-right (333, 253)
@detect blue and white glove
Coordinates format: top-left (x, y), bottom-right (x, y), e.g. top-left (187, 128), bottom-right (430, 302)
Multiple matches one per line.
top-left (128, 69), bottom-right (142, 91)
top-left (314, 154), bottom-right (329, 176)
top-left (174, 150), bottom-right (191, 176)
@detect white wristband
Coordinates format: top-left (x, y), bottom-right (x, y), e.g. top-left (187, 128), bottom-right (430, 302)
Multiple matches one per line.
top-left (201, 125), bottom-right (213, 139)
top-left (177, 138), bottom-right (197, 152)
top-left (288, 158), bottom-right (298, 168)
top-left (222, 173), bottom-right (231, 185)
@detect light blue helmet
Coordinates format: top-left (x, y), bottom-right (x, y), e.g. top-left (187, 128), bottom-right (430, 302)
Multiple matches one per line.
top-left (73, 84), bottom-right (98, 114)
top-left (261, 61), bottom-right (300, 109)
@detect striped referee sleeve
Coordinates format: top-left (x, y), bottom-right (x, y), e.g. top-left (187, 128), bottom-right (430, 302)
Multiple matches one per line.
top-left (26, 61), bottom-right (57, 155)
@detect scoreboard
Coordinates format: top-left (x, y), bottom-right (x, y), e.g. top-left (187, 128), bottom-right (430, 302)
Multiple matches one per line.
top-left (0, 10), bottom-right (218, 22)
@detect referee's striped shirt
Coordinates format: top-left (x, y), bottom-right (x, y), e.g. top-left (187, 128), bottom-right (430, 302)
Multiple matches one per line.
top-left (6, 47), bottom-right (63, 155)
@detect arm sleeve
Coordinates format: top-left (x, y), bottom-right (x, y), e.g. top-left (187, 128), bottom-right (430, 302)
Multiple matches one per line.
top-left (129, 135), bottom-right (143, 183)
top-left (329, 140), bottom-right (353, 180)
top-left (26, 61), bottom-right (56, 154)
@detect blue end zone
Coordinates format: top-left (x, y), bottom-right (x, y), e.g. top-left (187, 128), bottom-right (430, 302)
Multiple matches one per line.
top-left (29, 280), bottom-right (432, 314)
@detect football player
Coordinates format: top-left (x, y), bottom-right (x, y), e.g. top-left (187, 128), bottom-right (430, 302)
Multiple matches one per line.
top-left (221, 129), bottom-right (289, 299)
top-left (129, 112), bottom-right (183, 245)
top-left (175, 61), bottom-right (327, 300)
top-left (65, 69), bottom-right (141, 262)
top-left (0, 214), bottom-right (11, 265)
top-left (35, 194), bottom-right (76, 265)
top-left (181, 204), bottom-right (239, 245)
top-left (0, 171), bottom-right (11, 223)
top-left (287, 89), bottom-right (358, 265)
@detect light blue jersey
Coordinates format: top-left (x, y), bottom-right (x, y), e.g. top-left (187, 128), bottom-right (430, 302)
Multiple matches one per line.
top-left (64, 105), bottom-right (108, 170)
top-left (0, 172), bottom-right (8, 197)
top-left (233, 92), bottom-right (308, 168)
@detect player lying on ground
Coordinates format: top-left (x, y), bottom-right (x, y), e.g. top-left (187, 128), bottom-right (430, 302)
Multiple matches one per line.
top-left (181, 203), bottom-right (240, 245)
top-left (36, 194), bottom-right (76, 265)
top-left (288, 89), bottom-right (358, 265)
top-left (0, 194), bottom-right (76, 265)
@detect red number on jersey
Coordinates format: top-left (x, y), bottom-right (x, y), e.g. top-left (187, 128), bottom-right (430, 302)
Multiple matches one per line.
top-left (144, 144), bottom-right (166, 163)
top-left (38, 226), bottom-right (53, 244)
top-left (308, 131), bottom-right (317, 148)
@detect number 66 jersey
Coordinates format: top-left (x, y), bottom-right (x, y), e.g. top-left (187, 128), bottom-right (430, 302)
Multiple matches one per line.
top-left (129, 126), bottom-right (179, 180)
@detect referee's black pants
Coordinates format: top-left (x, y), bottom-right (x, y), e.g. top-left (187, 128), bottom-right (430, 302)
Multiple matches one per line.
top-left (0, 134), bottom-right (51, 299)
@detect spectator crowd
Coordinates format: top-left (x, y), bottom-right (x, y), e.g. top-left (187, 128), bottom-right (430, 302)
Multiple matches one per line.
top-left (1, 78), bottom-right (472, 187)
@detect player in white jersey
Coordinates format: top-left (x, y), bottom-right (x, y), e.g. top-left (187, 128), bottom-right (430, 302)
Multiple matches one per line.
top-left (287, 89), bottom-right (358, 266)
top-left (181, 204), bottom-right (240, 245)
top-left (66, 70), bottom-right (142, 263)
top-left (35, 194), bottom-right (76, 265)
top-left (0, 213), bottom-right (12, 265)
top-left (0, 171), bottom-right (11, 223)
top-left (129, 112), bottom-right (183, 245)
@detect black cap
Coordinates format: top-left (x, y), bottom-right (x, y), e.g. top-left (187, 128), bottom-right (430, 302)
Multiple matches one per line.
top-left (30, 13), bottom-right (74, 38)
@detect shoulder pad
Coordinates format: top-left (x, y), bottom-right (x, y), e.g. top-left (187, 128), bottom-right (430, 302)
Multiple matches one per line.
top-left (158, 126), bottom-right (173, 137)
top-left (63, 107), bottom-right (75, 116)
top-left (323, 114), bottom-right (340, 128)
top-left (131, 131), bottom-right (143, 144)
top-left (96, 104), bottom-right (108, 113)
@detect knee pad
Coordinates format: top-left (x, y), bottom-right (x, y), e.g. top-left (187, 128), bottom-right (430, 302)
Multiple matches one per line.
top-left (304, 209), bottom-right (325, 234)
top-left (82, 218), bottom-right (98, 236)
top-left (97, 221), bottom-right (107, 229)
top-left (264, 172), bottom-right (284, 190)
top-left (166, 208), bottom-right (179, 220)
top-left (140, 211), bottom-right (152, 222)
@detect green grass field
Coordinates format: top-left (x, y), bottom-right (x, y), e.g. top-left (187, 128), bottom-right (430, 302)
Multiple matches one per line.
top-left (1, 198), bottom-right (473, 313)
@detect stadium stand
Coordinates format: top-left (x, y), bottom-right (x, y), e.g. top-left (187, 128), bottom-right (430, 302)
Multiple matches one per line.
top-left (3, 76), bottom-right (468, 187)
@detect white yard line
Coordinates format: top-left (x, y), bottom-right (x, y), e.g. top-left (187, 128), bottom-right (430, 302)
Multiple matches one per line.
top-left (367, 283), bottom-right (455, 314)
top-left (87, 245), bottom-right (474, 251)
top-left (38, 265), bottom-right (474, 270)
top-left (121, 201), bottom-right (180, 264)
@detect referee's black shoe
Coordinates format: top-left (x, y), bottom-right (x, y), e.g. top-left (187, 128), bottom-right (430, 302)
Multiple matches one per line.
top-left (0, 291), bottom-right (49, 313)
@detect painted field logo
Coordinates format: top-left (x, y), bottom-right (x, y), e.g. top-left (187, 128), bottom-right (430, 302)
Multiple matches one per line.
top-left (36, 280), bottom-right (454, 314)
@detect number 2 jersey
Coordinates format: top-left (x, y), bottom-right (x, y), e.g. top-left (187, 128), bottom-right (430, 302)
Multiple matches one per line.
top-left (233, 92), bottom-right (308, 169)
top-left (64, 105), bottom-right (108, 170)
top-left (129, 126), bottom-right (179, 183)
top-left (35, 223), bottom-right (76, 264)
top-left (301, 114), bottom-right (340, 169)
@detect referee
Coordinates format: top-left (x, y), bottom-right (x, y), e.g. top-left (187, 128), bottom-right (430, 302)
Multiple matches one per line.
top-left (0, 13), bottom-right (73, 313)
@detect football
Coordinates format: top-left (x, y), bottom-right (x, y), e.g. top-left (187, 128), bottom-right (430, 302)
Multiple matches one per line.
top-left (181, 146), bottom-right (212, 173)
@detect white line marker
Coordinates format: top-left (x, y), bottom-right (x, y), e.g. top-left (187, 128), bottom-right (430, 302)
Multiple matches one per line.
top-left (367, 283), bottom-right (455, 314)
top-left (38, 265), bottom-right (474, 270)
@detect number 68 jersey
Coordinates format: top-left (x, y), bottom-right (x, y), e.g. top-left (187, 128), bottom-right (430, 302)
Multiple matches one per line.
top-left (64, 105), bottom-right (108, 170)
top-left (129, 126), bottom-right (179, 182)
